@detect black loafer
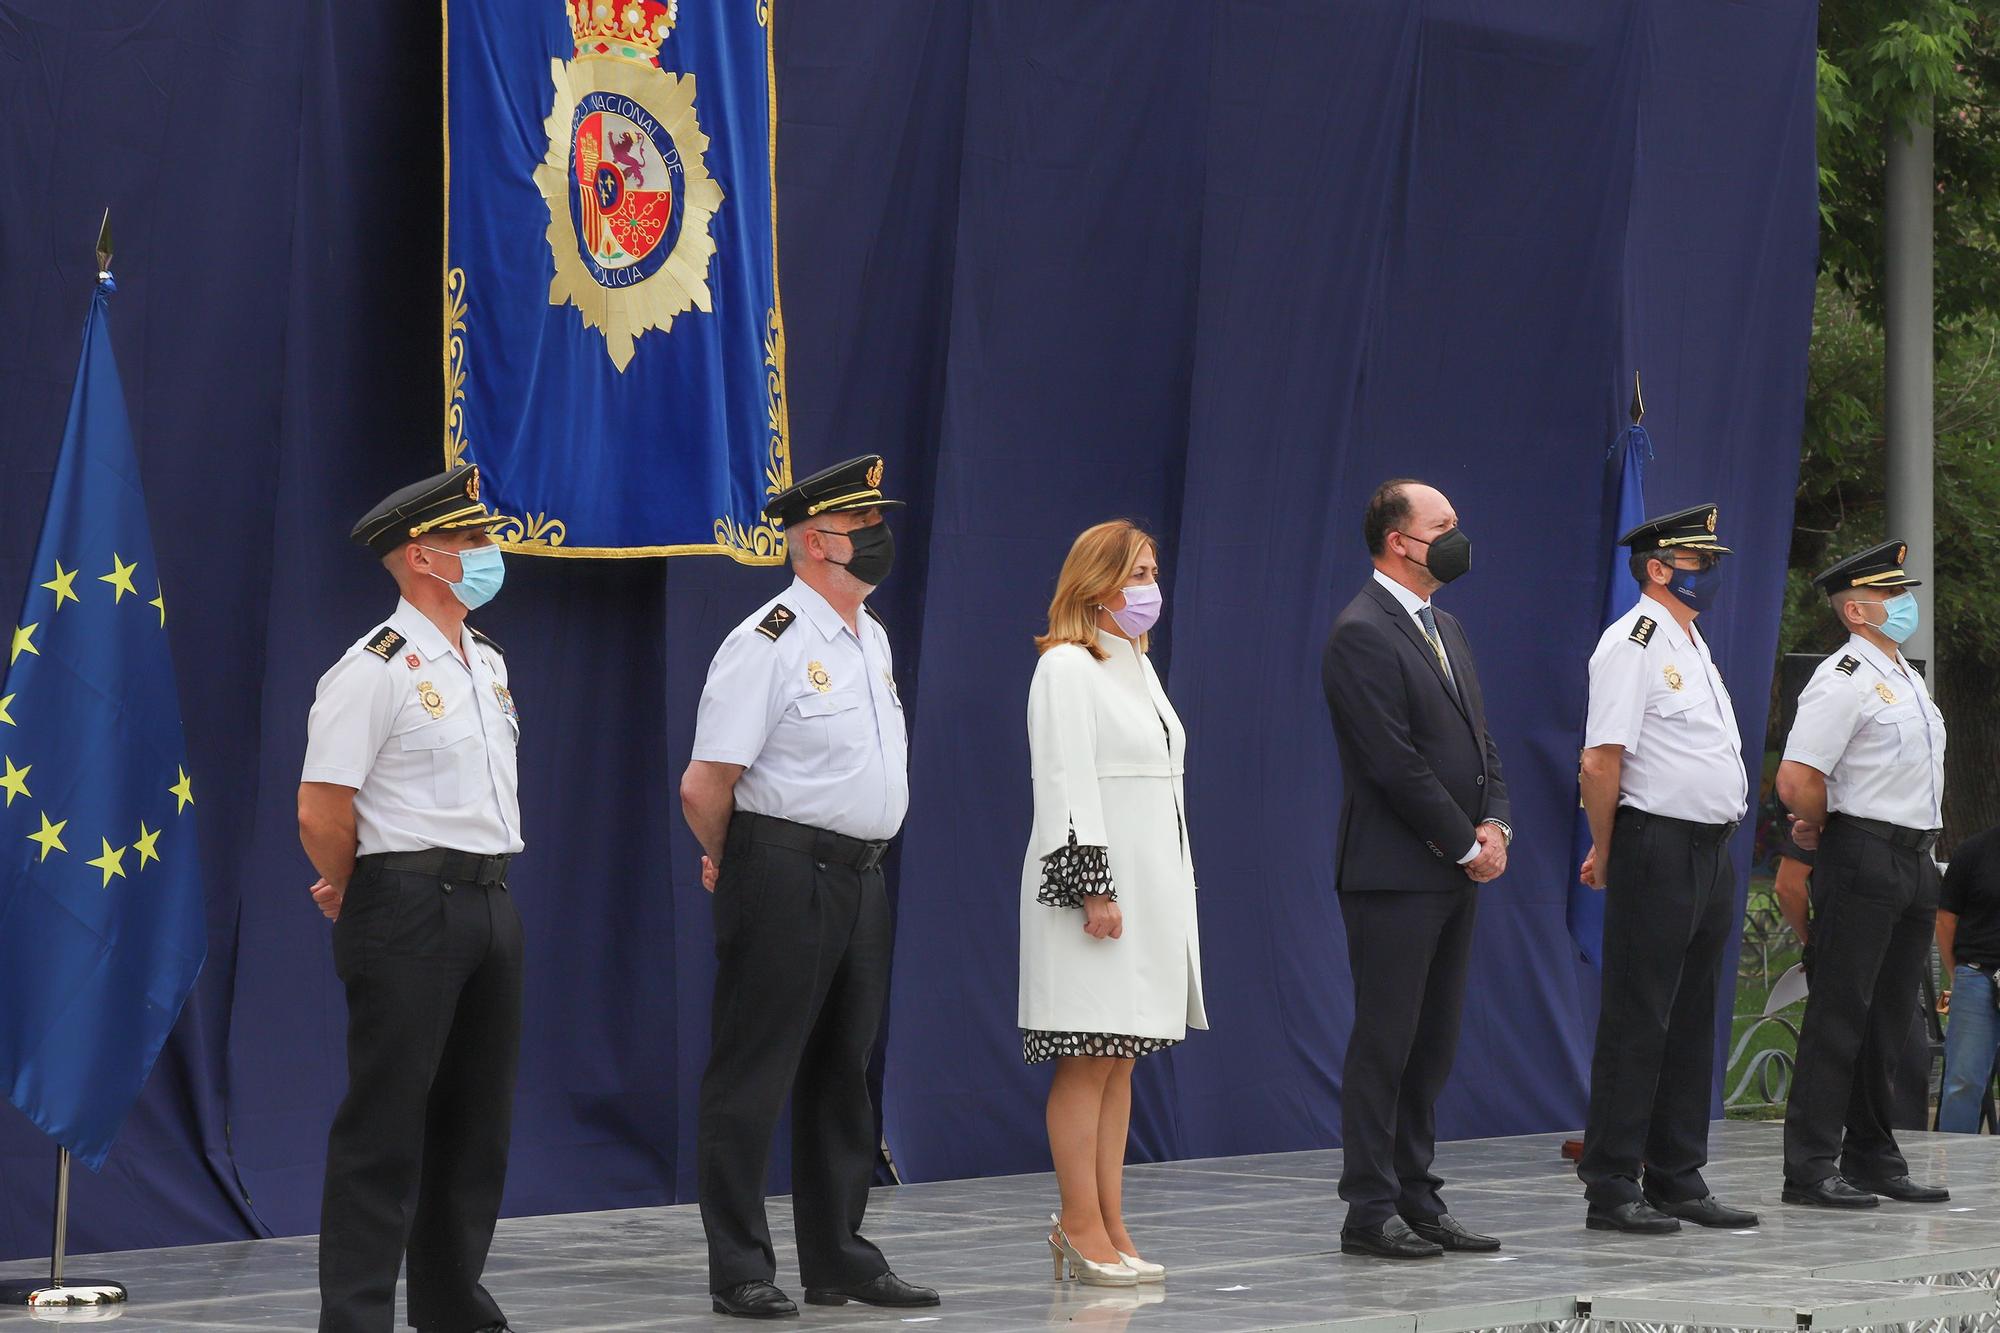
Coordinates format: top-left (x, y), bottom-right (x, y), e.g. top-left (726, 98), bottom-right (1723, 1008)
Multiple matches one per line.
top-left (1644, 1193), bottom-right (1759, 1229)
top-left (804, 1272), bottom-right (940, 1308)
top-left (1340, 1215), bottom-right (1443, 1259)
top-left (712, 1280), bottom-right (799, 1318)
top-left (1585, 1200), bottom-right (1681, 1233)
top-left (1782, 1176), bottom-right (1878, 1208)
top-left (1404, 1212), bottom-right (1501, 1252)
top-left (1846, 1174), bottom-right (1950, 1203)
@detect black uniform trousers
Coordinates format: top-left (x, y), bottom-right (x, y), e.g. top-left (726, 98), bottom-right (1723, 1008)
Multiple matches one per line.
top-left (319, 862), bottom-right (524, 1333)
top-left (1783, 816), bottom-right (1940, 1185)
top-left (699, 814), bottom-right (893, 1292)
top-left (1338, 885), bottom-right (1478, 1228)
top-left (1579, 808), bottom-right (1735, 1207)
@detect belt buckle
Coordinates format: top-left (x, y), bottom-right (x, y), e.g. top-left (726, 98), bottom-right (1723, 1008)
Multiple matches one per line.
top-left (858, 843), bottom-right (885, 873)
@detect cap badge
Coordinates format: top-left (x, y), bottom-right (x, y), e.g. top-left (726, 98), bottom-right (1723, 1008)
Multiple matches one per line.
top-left (1706, 510), bottom-right (1717, 534)
top-left (866, 458), bottom-right (885, 489)
top-left (417, 681), bottom-right (446, 719)
top-left (1664, 664), bottom-right (1684, 692)
top-left (807, 661), bottom-right (832, 694)
top-left (1874, 682), bottom-right (1897, 706)
top-left (1897, 543), bottom-right (1907, 563)
top-left (465, 470), bottom-right (480, 502)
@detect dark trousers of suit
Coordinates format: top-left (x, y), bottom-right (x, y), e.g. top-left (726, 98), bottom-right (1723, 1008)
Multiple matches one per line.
top-left (1338, 886), bottom-right (1477, 1228)
top-left (698, 816), bottom-right (892, 1292)
top-left (1784, 817), bottom-right (1940, 1185)
top-left (319, 865), bottom-right (524, 1333)
top-left (1579, 808), bottom-right (1734, 1207)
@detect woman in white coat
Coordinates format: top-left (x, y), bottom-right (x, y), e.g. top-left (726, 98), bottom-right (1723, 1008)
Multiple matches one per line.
top-left (1020, 520), bottom-right (1207, 1287)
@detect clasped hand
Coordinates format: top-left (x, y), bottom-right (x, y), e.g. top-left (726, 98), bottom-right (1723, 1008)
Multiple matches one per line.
top-left (1465, 822), bottom-right (1508, 883)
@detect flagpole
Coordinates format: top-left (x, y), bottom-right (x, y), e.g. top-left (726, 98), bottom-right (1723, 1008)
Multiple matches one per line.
top-left (0, 1147), bottom-right (128, 1308)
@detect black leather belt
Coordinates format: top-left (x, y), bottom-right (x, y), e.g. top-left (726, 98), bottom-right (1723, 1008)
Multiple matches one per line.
top-left (1833, 813), bottom-right (1940, 853)
top-left (358, 848), bottom-right (512, 885)
top-left (1618, 807), bottom-right (1739, 845)
top-left (734, 812), bottom-right (891, 873)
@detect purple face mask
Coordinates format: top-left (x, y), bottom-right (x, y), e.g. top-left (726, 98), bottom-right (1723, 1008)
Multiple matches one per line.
top-left (1105, 582), bottom-right (1163, 637)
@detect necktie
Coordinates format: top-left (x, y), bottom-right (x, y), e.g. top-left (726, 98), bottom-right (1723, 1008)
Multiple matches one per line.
top-left (1417, 605), bottom-right (1451, 677)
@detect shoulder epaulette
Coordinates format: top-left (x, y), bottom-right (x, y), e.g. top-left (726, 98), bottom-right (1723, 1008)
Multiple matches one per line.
top-left (754, 604), bottom-right (796, 641)
top-left (863, 604), bottom-right (885, 629)
top-left (1835, 654), bottom-right (1860, 676)
top-left (363, 626), bottom-right (407, 661)
top-left (468, 625), bottom-right (503, 656)
top-left (1628, 615), bottom-right (1657, 647)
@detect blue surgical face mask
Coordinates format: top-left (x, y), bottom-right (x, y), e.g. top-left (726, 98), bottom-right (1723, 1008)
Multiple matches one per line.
top-left (1864, 591), bottom-right (1920, 645)
top-left (1664, 558), bottom-right (1724, 611)
top-left (421, 542), bottom-right (505, 610)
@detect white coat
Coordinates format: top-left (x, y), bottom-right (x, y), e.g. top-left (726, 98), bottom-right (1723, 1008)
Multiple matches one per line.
top-left (1017, 632), bottom-right (1208, 1041)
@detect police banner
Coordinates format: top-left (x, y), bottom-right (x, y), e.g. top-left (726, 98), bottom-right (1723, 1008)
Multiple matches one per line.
top-left (445, 0), bottom-right (790, 559)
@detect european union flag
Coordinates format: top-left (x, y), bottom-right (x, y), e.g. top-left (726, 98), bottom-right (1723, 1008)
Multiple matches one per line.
top-left (0, 277), bottom-right (207, 1171)
top-left (1568, 405), bottom-right (1651, 967)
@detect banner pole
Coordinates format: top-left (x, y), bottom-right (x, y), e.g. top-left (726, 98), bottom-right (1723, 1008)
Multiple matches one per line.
top-left (0, 1145), bottom-right (127, 1308)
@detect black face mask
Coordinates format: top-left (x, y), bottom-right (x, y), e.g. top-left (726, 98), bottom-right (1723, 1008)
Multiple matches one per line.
top-left (1397, 526), bottom-right (1471, 584)
top-left (826, 522), bottom-right (895, 587)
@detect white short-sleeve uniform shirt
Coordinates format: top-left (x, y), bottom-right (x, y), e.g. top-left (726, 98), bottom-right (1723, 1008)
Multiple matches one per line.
top-left (1783, 634), bottom-right (1945, 830)
top-left (301, 598), bottom-right (523, 857)
top-left (1585, 597), bottom-right (1748, 824)
top-left (691, 578), bottom-right (909, 843)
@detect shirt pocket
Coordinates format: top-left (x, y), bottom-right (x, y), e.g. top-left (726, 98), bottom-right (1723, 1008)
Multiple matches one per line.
top-left (398, 712), bottom-right (481, 806)
top-left (790, 689), bottom-right (871, 777)
top-left (1874, 704), bottom-right (1931, 764)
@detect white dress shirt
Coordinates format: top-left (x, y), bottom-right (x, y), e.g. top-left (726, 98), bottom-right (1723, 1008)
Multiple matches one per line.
top-left (1784, 633), bottom-right (1946, 830)
top-left (302, 598), bottom-right (524, 857)
top-left (1371, 569), bottom-right (1481, 862)
top-left (692, 577), bottom-right (909, 843)
top-left (1585, 596), bottom-right (1748, 824)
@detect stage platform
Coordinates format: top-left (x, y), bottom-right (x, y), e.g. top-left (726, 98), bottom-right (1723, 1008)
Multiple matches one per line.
top-left (3, 1122), bottom-right (1998, 1332)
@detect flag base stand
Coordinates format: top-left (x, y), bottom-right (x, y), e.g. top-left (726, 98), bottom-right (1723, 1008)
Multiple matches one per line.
top-left (1, 1149), bottom-right (128, 1312)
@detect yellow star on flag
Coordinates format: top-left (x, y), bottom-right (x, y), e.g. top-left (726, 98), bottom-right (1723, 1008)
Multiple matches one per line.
top-left (170, 766), bottom-right (195, 813)
top-left (87, 839), bottom-right (129, 887)
top-left (100, 553), bottom-right (140, 603)
top-left (150, 582), bottom-right (167, 628)
top-left (41, 560), bottom-right (81, 611)
top-left (133, 821), bottom-right (163, 869)
top-left (0, 694), bottom-right (13, 726)
top-left (0, 756), bottom-right (30, 807)
top-left (10, 623), bottom-right (38, 664)
top-left (26, 812), bottom-right (67, 862)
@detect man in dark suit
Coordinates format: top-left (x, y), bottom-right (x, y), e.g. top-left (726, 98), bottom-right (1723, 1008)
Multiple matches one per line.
top-left (1322, 479), bottom-right (1512, 1260)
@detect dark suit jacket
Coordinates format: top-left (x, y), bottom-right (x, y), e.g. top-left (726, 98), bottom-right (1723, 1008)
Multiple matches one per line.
top-left (1323, 577), bottom-right (1510, 893)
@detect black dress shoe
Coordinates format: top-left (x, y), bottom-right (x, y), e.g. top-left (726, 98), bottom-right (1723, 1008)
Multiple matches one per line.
top-left (1585, 1200), bottom-right (1681, 1233)
top-left (711, 1281), bottom-right (799, 1318)
top-left (1340, 1215), bottom-right (1443, 1259)
top-left (1404, 1212), bottom-right (1501, 1252)
top-left (1846, 1174), bottom-right (1950, 1203)
top-left (1782, 1176), bottom-right (1879, 1208)
top-left (804, 1272), bottom-right (940, 1308)
top-left (1643, 1193), bottom-right (1759, 1228)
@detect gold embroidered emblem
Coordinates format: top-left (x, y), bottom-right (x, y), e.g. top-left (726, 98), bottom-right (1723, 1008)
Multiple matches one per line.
top-left (866, 458), bottom-right (884, 489)
top-left (417, 681), bottom-right (446, 719)
top-left (1706, 509), bottom-right (1717, 534)
top-left (807, 661), bottom-right (831, 694)
top-left (1664, 664), bottom-right (1684, 692)
top-left (466, 470), bottom-right (480, 502)
top-left (1875, 681), bottom-right (1897, 705)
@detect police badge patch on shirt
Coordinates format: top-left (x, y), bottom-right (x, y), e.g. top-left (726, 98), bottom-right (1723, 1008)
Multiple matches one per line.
top-left (493, 683), bottom-right (519, 721)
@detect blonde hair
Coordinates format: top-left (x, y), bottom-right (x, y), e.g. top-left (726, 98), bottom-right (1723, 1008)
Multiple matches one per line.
top-left (1035, 520), bottom-right (1158, 661)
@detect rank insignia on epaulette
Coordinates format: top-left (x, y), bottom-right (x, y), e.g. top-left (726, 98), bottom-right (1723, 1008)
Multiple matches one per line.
top-left (1629, 615), bottom-right (1657, 647)
top-left (365, 626), bottom-right (407, 660)
top-left (755, 605), bottom-right (795, 641)
top-left (1835, 655), bottom-right (1861, 676)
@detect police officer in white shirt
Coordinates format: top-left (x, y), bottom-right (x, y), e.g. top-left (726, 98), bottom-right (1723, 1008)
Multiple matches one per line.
top-left (1776, 539), bottom-right (1949, 1208)
top-left (680, 455), bottom-right (937, 1320)
top-left (299, 465), bottom-right (522, 1333)
top-left (1577, 504), bottom-right (1758, 1234)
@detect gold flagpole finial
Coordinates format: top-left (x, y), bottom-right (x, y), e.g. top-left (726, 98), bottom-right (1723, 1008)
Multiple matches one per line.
top-left (95, 209), bottom-right (113, 276)
top-left (1629, 371), bottom-right (1645, 425)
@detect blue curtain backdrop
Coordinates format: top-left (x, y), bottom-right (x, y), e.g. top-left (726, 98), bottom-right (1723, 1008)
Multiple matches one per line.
top-left (0, 0), bottom-right (1816, 1258)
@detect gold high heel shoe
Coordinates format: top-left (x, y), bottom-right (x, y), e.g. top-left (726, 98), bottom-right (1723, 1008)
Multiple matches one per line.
top-left (1048, 1215), bottom-right (1139, 1287)
top-left (1116, 1250), bottom-right (1165, 1282)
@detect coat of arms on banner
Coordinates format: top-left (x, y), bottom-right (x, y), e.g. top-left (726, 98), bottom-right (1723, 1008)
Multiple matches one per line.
top-left (534, 0), bottom-right (725, 371)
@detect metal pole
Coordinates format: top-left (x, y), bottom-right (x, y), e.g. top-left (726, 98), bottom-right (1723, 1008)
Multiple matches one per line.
top-left (0, 1146), bottom-right (126, 1308)
top-left (1883, 105), bottom-right (1935, 668)
top-left (50, 1147), bottom-right (69, 1288)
